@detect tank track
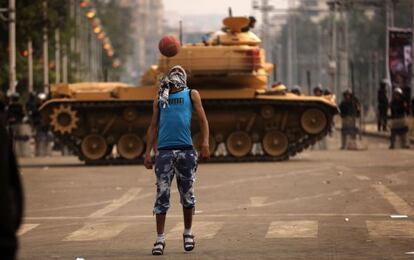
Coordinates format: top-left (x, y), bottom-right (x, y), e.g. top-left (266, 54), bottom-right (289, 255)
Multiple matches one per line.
top-left (47, 99), bottom-right (335, 165)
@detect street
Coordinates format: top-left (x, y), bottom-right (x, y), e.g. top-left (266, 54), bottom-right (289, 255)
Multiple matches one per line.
top-left (17, 134), bottom-right (414, 259)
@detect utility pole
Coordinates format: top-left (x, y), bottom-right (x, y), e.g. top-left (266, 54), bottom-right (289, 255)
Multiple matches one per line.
top-left (374, 51), bottom-right (379, 105)
top-left (327, 0), bottom-right (338, 96)
top-left (43, 0), bottom-right (49, 93)
top-left (8, 0), bottom-right (16, 94)
top-left (337, 3), bottom-right (350, 93)
top-left (55, 29), bottom-right (61, 83)
top-left (75, 0), bottom-right (81, 81)
top-left (252, 0), bottom-right (274, 63)
top-left (62, 45), bottom-right (68, 83)
top-left (69, 0), bottom-right (75, 82)
top-left (385, 0), bottom-right (391, 84)
top-left (277, 44), bottom-right (283, 83)
top-left (28, 39), bottom-right (33, 93)
top-left (287, 0), bottom-right (294, 88)
top-left (317, 25), bottom-right (322, 85)
top-left (412, 0), bottom-right (414, 99)
top-left (261, 0), bottom-right (269, 55)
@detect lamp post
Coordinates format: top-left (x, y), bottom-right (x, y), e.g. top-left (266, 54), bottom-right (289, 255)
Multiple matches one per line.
top-left (8, 0), bottom-right (16, 94)
top-left (55, 29), bottom-right (61, 83)
top-left (28, 39), bottom-right (33, 93)
top-left (43, 0), bottom-right (49, 93)
top-left (412, 0), bottom-right (414, 99)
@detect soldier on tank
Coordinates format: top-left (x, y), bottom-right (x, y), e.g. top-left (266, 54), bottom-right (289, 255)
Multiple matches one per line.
top-left (290, 85), bottom-right (302, 95)
top-left (339, 89), bottom-right (361, 149)
top-left (323, 88), bottom-right (332, 96)
top-left (389, 88), bottom-right (410, 149)
top-left (313, 85), bottom-right (323, 96)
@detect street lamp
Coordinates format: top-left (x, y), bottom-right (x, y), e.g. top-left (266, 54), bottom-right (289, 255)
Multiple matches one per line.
top-left (86, 8), bottom-right (96, 19)
top-left (98, 32), bottom-right (105, 40)
top-left (93, 26), bottom-right (102, 34)
top-left (80, 0), bottom-right (90, 8)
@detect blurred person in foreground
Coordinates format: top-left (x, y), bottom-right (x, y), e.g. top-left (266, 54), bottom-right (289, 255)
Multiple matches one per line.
top-left (0, 118), bottom-right (24, 259)
top-left (339, 89), bottom-right (361, 149)
top-left (0, 90), bottom-right (6, 126)
top-left (377, 79), bottom-right (389, 132)
top-left (389, 88), bottom-right (410, 149)
top-left (144, 66), bottom-right (210, 255)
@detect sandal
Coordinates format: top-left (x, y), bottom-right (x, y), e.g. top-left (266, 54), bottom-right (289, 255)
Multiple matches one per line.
top-left (152, 240), bottom-right (166, 255)
top-left (183, 234), bottom-right (195, 252)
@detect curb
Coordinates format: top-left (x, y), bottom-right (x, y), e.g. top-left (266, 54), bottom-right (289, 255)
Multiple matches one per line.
top-left (361, 130), bottom-right (414, 144)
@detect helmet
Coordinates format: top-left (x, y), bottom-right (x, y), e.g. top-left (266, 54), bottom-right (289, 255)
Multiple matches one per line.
top-left (393, 87), bottom-right (403, 95)
top-left (343, 88), bottom-right (352, 95)
top-left (381, 78), bottom-right (390, 85)
top-left (291, 85), bottom-right (302, 95)
top-left (323, 88), bottom-right (332, 95)
top-left (9, 92), bottom-right (20, 102)
top-left (37, 93), bottom-right (47, 101)
top-left (271, 83), bottom-right (287, 92)
top-left (313, 85), bottom-right (323, 93)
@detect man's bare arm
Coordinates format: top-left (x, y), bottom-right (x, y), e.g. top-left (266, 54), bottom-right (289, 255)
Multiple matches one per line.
top-left (191, 90), bottom-right (210, 159)
top-left (144, 98), bottom-right (159, 169)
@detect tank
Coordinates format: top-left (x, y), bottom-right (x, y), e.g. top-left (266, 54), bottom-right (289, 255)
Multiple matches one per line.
top-left (39, 16), bottom-right (338, 164)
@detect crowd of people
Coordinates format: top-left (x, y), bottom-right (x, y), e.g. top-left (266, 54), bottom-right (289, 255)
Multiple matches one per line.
top-left (0, 90), bottom-right (51, 157)
top-left (288, 80), bottom-right (412, 150)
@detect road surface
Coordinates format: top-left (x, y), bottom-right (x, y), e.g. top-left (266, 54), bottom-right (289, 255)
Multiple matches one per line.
top-left (17, 134), bottom-right (414, 259)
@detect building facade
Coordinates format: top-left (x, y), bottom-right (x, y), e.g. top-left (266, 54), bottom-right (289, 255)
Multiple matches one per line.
top-left (120, 0), bottom-right (164, 84)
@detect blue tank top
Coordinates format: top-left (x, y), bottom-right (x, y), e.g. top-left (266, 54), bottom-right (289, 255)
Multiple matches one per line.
top-left (157, 88), bottom-right (193, 150)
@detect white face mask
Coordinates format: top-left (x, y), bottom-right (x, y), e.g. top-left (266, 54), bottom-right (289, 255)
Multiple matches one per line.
top-left (168, 71), bottom-right (186, 87)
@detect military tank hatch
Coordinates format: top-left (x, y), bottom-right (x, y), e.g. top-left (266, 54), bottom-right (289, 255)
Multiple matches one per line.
top-left (39, 15), bottom-right (338, 165)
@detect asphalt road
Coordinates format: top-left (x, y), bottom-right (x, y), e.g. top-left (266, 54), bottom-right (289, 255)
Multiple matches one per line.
top-left (17, 134), bottom-right (414, 259)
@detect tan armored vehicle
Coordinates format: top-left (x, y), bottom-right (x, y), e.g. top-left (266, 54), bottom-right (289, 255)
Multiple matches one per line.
top-left (40, 16), bottom-right (338, 164)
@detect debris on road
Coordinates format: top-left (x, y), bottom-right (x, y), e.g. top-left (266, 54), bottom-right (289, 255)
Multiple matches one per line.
top-left (390, 215), bottom-right (408, 219)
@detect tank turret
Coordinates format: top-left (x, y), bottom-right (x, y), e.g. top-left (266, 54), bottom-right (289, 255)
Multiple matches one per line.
top-left (158, 16), bottom-right (273, 89)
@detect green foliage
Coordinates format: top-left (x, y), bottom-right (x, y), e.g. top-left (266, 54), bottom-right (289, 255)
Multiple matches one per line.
top-left (0, 0), bottom-right (134, 93)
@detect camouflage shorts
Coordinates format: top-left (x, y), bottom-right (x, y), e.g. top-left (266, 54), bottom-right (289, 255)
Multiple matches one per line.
top-left (153, 149), bottom-right (198, 215)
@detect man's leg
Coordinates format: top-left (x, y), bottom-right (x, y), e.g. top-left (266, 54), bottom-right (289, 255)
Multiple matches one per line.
top-left (175, 150), bottom-right (198, 251)
top-left (183, 207), bottom-right (194, 231)
top-left (156, 213), bottom-right (166, 235)
top-left (377, 113), bottom-right (381, 131)
top-left (341, 130), bottom-right (347, 149)
top-left (152, 150), bottom-right (174, 255)
top-left (390, 130), bottom-right (396, 149)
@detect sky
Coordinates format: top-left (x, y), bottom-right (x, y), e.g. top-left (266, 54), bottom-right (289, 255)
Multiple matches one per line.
top-left (163, 0), bottom-right (288, 16)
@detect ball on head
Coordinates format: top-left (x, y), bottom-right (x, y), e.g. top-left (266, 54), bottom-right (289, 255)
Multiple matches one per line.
top-left (158, 35), bottom-right (181, 58)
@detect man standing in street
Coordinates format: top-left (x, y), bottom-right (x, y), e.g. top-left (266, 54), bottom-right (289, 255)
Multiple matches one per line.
top-left (144, 65), bottom-right (210, 255)
top-left (389, 88), bottom-right (410, 149)
top-left (339, 89), bottom-right (361, 149)
top-left (377, 79), bottom-right (389, 132)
